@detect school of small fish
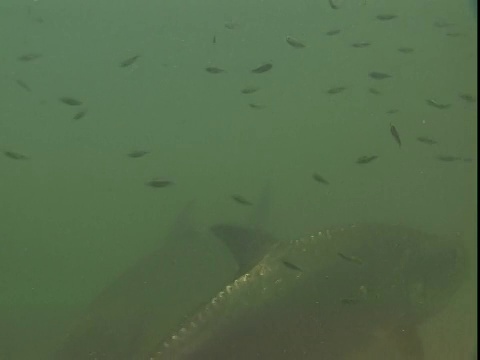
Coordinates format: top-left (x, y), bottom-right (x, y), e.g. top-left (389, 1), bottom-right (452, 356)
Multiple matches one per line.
top-left (1, 1), bottom-right (475, 202)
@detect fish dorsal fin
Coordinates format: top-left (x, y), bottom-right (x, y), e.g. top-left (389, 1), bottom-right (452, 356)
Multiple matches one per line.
top-left (210, 224), bottom-right (278, 276)
top-left (211, 182), bottom-right (277, 276)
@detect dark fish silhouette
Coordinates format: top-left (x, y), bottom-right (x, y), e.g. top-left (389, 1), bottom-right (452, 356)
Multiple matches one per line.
top-left (286, 36), bottom-right (306, 48)
top-left (54, 191), bottom-right (466, 360)
top-left (426, 99), bottom-right (451, 109)
top-left (59, 97), bottom-right (83, 106)
top-left (417, 136), bottom-right (438, 145)
top-left (146, 179), bottom-right (173, 188)
top-left (369, 71), bottom-right (392, 80)
top-left (73, 110), bottom-right (87, 120)
top-left (127, 150), bottom-right (149, 158)
top-left (206, 67), bottom-right (225, 74)
top-left (356, 155), bottom-right (378, 164)
top-left (390, 124), bottom-right (402, 147)
top-left (312, 173), bottom-right (329, 185)
top-left (251, 64), bottom-right (272, 74)
top-left (120, 55), bottom-right (140, 68)
top-left (376, 14), bottom-right (398, 21)
top-left (281, 260), bottom-right (302, 272)
top-left (17, 53), bottom-right (42, 62)
top-left (232, 195), bottom-right (253, 206)
top-left (3, 151), bottom-right (29, 160)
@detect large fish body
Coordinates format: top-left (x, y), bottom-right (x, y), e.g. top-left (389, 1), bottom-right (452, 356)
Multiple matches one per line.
top-left (152, 223), bottom-right (465, 360)
top-left (54, 203), bottom-right (232, 360)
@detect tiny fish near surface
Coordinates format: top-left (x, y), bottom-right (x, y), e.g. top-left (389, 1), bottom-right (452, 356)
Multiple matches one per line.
top-left (390, 124), bottom-right (401, 147)
top-left (369, 71), bottom-right (392, 80)
top-left (376, 14), bottom-right (398, 21)
top-left (232, 195), bottom-right (253, 206)
top-left (356, 155), bottom-right (378, 164)
top-left (3, 151), bottom-right (29, 160)
top-left (326, 29), bottom-right (341, 36)
top-left (17, 53), bottom-right (42, 62)
top-left (15, 79), bottom-right (31, 92)
top-left (436, 155), bottom-right (472, 162)
top-left (328, 0), bottom-right (344, 9)
top-left (248, 103), bottom-right (266, 110)
top-left (312, 173), bottom-right (329, 185)
top-left (459, 93), bottom-right (476, 103)
top-left (417, 136), bottom-right (438, 145)
top-left (426, 99), bottom-right (451, 109)
top-left (326, 87), bottom-right (346, 94)
top-left (73, 110), bottom-right (87, 120)
top-left (60, 97), bottom-right (83, 106)
top-left (206, 67), bottom-right (225, 74)
top-left (281, 260), bottom-right (302, 272)
top-left (146, 179), bottom-right (173, 188)
top-left (120, 55), bottom-right (140, 68)
top-left (337, 252), bottom-right (363, 265)
top-left (398, 47), bottom-right (414, 54)
top-left (251, 63), bottom-right (272, 74)
top-left (128, 150), bottom-right (149, 158)
top-left (286, 36), bottom-right (306, 48)
top-left (241, 86), bottom-right (260, 94)
top-left (352, 42), bottom-right (371, 48)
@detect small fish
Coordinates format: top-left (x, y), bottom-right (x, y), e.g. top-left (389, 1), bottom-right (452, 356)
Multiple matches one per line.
top-left (369, 71), bottom-right (392, 80)
top-left (397, 47), bottom-right (414, 54)
top-left (376, 14), bottom-right (398, 21)
top-left (127, 150), bottom-right (149, 158)
top-left (326, 87), bottom-right (346, 94)
top-left (368, 88), bottom-right (382, 95)
top-left (205, 67), bottom-right (225, 74)
top-left (426, 99), bottom-right (451, 109)
top-left (435, 155), bottom-right (462, 162)
top-left (251, 63), bottom-right (273, 74)
top-left (390, 124), bottom-right (401, 147)
top-left (59, 97), bottom-right (83, 106)
top-left (326, 29), bottom-right (341, 36)
top-left (231, 195), bottom-right (253, 206)
top-left (340, 298), bottom-right (360, 305)
top-left (446, 32), bottom-right (462, 37)
top-left (416, 136), bottom-right (437, 145)
top-left (15, 79), bottom-right (31, 92)
top-left (459, 93), bottom-right (476, 103)
top-left (282, 260), bottom-right (303, 272)
top-left (17, 53), bottom-right (42, 62)
top-left (328, 0), bottom-right (344, 10)
top-left (286, 36), bottom-right (306, 49)
top-left (120, 55), bottom-right (140, 68)
top-left (337, 252), bottom-right (363, 265)
top-left (146, 179), bottom-right (173, 188)
top-left (248, 103), bottom-right (266, 110)
top-left (351, 42), bottom-right (371, 48)
top-left (312, 173), bottom-right (329, 185)
top-left (212, 35), bottom-right (216, 44)
top-left (356, 155), bottom-right (378, 164)
top-left (434, 19), bottom-right (455, 28)
top-left (386, 109), bottom-right (399, 114)
top-left (241, 86), bottom-right (260, 94)
top-left (73, 110), bottom-right (87, 120)
top-left (3, 151), bottom-right (28, 160)
top-left (224, 21), bottom-right (240, 30)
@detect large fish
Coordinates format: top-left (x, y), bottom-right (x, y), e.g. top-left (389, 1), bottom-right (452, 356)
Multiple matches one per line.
top-left (54, 203), bottom-right (233, 360)
top-left (151, 223), bottom-right (466, 360)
